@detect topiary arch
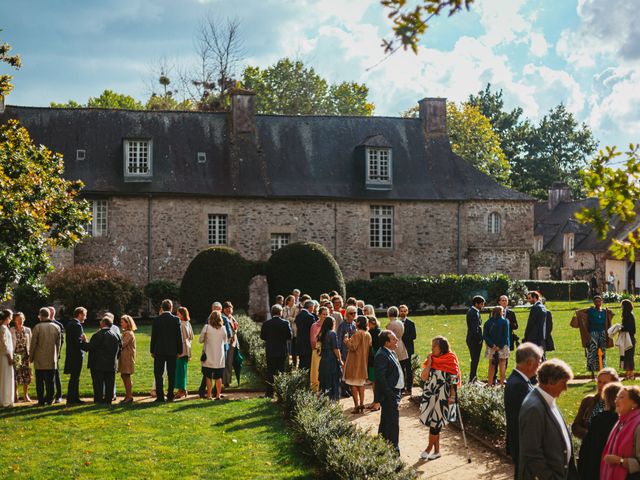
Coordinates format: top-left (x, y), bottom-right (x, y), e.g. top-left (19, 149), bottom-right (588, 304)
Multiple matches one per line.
top-left (266, 242), bottom-right (346, 303)
top-left (180, 247), bottom-right (254, 322)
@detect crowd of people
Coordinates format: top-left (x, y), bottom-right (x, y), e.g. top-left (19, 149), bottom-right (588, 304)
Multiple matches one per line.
top-left (1, 287), bottom-right (639, 479)
top-left (0, 299), bottom-right (241, 407)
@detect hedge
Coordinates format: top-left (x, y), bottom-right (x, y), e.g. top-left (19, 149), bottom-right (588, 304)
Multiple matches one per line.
top-left (180, 247), bottom-right (255, 322)
top-left (523, 280), bottom-right (589, 301)
top-left (457, 382), bottom-right (506, 436)
top-left (144, 279), bottom-right (179, 312)
top-left (236, 314), bottom-right (267, 379)
top-left (46, 264), bottom-right (143, 322)
top-left (347, 273), bottom-right (511, 310)
top-left (267, 242), bottom-right (346, 304)
top-left (273, 372), bottom-right (416, 479)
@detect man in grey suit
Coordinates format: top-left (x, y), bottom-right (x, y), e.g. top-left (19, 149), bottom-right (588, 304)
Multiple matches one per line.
top-left (518, 359), bottom-right (578, 480)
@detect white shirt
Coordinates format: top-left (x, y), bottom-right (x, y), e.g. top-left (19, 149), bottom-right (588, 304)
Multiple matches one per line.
top-left (537, 386), bottom-right (571, 464)
top-left (384, 347), bottom-right (405, 390)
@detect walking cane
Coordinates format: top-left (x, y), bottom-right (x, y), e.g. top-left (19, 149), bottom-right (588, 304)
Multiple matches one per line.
top-left (456, 400), bottom-right (472, 463)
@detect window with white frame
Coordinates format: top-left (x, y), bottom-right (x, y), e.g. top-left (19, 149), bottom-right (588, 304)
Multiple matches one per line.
top-left (76, 149), bottom-right (86, 161)
top-left (488, 212), bottom-right (502, 234)
top-left (87, 200), bottom-right (108, 237)
top-left (568, 235), bottom-right (575, 258)
top-left (270, 233), bottom-right (290, 254)
top-left (535, 237), bottom-right (543, 252)
top-left (208, 214), bottom-right (227, 245)
top-left (370, 205), bottom-right (393, 248)
top-left (124, 139), bottom-right (152, 179)
top-left (366, 148), bottom-right (392, 185)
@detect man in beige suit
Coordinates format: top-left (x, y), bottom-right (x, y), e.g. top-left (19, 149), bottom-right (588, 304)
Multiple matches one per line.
top-left (30, 308), bottom-right (62, 405)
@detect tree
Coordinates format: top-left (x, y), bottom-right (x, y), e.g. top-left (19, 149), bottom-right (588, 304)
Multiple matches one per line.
top-left (0, 34), bottom-right (91, 300)
top-left (50, 89), bottom-right (143, 109)
top-left (0, 30), bottom-right (21, 96)
top-left (179, 16), bottom-right (245, 111)
top-left (576, 145), bottom-right (640, 261)
top-left (381, 0), bottom-right (474, 53)
top-left (467, 84), bottom-right (597, 199)
top-left (401, 101), bottom-right (508, 183)
top-left (241, 58), bottom-right (374, 116)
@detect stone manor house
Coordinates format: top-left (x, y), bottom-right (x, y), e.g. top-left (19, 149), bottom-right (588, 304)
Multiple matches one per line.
top-left (1, 91), bottom-right (535, 286)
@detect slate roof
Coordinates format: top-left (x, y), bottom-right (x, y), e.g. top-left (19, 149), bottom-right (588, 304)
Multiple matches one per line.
top-left (534, 198), bottom-right (640, 253)
top-left (1, 105), bottom-right (533, 202)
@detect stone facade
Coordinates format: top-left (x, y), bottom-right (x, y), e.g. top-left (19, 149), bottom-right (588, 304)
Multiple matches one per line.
top-left (69, 196), bottom-right (533, 286)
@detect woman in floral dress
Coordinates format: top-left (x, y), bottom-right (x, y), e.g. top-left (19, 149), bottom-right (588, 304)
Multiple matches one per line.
top-left (10, 312), bottom-right (32, 402)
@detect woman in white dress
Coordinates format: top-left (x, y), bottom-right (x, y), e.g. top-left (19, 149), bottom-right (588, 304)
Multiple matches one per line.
top-left (199, 310), bottom-right (228, 400)
top-left (0, 309), bottom-right (15, 408)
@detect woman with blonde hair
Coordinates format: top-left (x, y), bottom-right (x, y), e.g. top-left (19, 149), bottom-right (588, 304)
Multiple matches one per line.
top-left (175, 307), bottom-right (194, 399)
top-left (118, 315), bottom-right (137, 404)
top-left (10, 312), bottom-right (32, 403)
top-left (343, 315), bottom-right (372, 413)
top-left (199, 310), bottom-right (228, 400)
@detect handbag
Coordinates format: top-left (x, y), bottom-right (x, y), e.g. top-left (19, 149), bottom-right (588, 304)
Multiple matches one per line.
top-left (200, 326), bottom-right (208, 362)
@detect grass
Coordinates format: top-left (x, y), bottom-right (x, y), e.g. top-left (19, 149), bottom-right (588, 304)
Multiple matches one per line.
top-left (21, 324), bottom-right (263, 399)
top-left (0, 398), bottom-right (313, 479)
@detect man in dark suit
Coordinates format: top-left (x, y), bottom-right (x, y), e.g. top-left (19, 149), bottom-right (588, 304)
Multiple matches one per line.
top-left (49, 306), bottom-right (65, 403)
top-left (150, 299), bottom-right (183, 402)
top-left (523, 291), bottom-right (547, 351)
top-left (374, 329), bottom-right (404, 454)
top-left (466, 296), bottom-right (485, 383)
top-left (81, 314), bottom-right (122, 404)
top-left (64, 306), bottom-right (87, 404)
top-left (399, 304), bottom-right (416, 395)
top-left (294, 300), bottom-right (316, 370)
top-left (260, 304), bottom-right (293, 398)
top-left (519, 359), bottom-right (577, 480)
top-left (504, 342), bottom-right (543, 478)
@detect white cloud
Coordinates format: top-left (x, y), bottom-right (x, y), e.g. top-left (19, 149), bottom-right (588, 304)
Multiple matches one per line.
top-left (521, 64), bottom-right (585, 115)
top-left (529, 33), bottom-right (548, 57)
top-left (474, 0), bottom-right (530, 46)
top-left (589, 67), bottom-right (640, 137)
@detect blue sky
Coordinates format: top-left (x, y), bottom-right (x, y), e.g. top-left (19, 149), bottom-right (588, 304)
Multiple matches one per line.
top-left (2, 0), bottom-right (639, 149)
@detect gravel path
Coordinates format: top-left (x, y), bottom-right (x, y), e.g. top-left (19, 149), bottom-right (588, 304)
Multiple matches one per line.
top-left (340, 387), bottom-right (514, 479)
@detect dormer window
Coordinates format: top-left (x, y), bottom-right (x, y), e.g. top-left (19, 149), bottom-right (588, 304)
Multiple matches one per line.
top-left (366, 148), bottom-right (392, 188)
top-left (123, 139), bottom-right (152, 182)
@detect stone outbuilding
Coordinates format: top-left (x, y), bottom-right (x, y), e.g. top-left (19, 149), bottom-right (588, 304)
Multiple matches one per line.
top-left (1, 92), bottom-right (535, 286)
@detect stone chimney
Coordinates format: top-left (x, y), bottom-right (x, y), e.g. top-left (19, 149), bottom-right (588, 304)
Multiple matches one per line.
top-left (548, 182), bottom-right (571, 210)
top-left (0, 94), bottom-right (5, 114)
top-left (418, 97), bottom-right (447, 139)
top-left (229, 88), bottom-right (256, 135)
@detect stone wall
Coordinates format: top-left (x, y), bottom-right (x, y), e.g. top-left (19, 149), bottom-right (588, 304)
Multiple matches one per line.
top-left (64, 195), bottom-right (534, 286)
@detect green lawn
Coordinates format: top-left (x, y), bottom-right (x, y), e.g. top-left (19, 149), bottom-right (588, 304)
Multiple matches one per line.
top-left (23, 324), bottom-right (263, 399)
top-left (0, 398), bottom-right (313, 479)
top-left (410, 300), bottom-right (628, 380)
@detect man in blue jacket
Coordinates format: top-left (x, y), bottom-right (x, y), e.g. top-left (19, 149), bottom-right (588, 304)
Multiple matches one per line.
top-left (150, 299), bottom-right (183, 402)
top-left (64, 307), bottom-right (87, 404)
top-left (374, 330), bottom-right (404, 454)
top-left (260, 304), bottom-right (292, 398)
top-left (523, 291), bottom-right (547, 352)
top-left (466, 296), bottom-right (485, 382)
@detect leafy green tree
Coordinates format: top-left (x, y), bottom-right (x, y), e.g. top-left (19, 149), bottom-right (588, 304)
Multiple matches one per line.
top-left (51, 89), bottom-right (143, 109)
top-left (381, 0), bottom-right (474, 53)
top-left (576, 145), bottom-right (640, 261)
top-left (1, 34), bottom-right (91, 300)
top-left (241, 58), bottom-right (374, 115)
top-left (467, 84), bottom-right (597, 199)
top-left (401, 101), bottom-right (509, 184)
top-left (0, 32), bottom-right (21, 95)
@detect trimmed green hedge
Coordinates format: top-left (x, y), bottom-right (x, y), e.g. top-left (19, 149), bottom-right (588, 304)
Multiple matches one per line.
top-left (347, 273), bottom-right (511, 310)
top-left (523, 280), bottom-right (589, 301)
top-left (144, 279), bottom-right (179, 312)
top-left (236, 314), bottom-right (267, 379)
top-left (458, 382), bottom-right (506, 436)
top-left (273, 372), bottom-right (416, 479)
top-left (267, 242), bottom-right (346, 303)
top-left (180, 247), bottom-right (255, 322)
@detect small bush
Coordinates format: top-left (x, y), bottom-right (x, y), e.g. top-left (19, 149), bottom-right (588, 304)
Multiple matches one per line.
top-left (523, 280), bottom-right (589, 301)
top-left (267, 242), bottom-right (345, 304)
top-left (458, 382), bottom-right (506, 436)
top-left (180, 247), bottom-right (255, 322)
top-left (602, 291), bottom-right (622, 303)
top-left (347, 273), bottom-right (512, 310)
top-left (14, 283), bottom-right (50, 327)
top-left (273, 368), bottom-right (309, 418)
top-left (46, 264), bottom-right (142, 322)
top-left (144, 279), bottom-right (179, 312)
